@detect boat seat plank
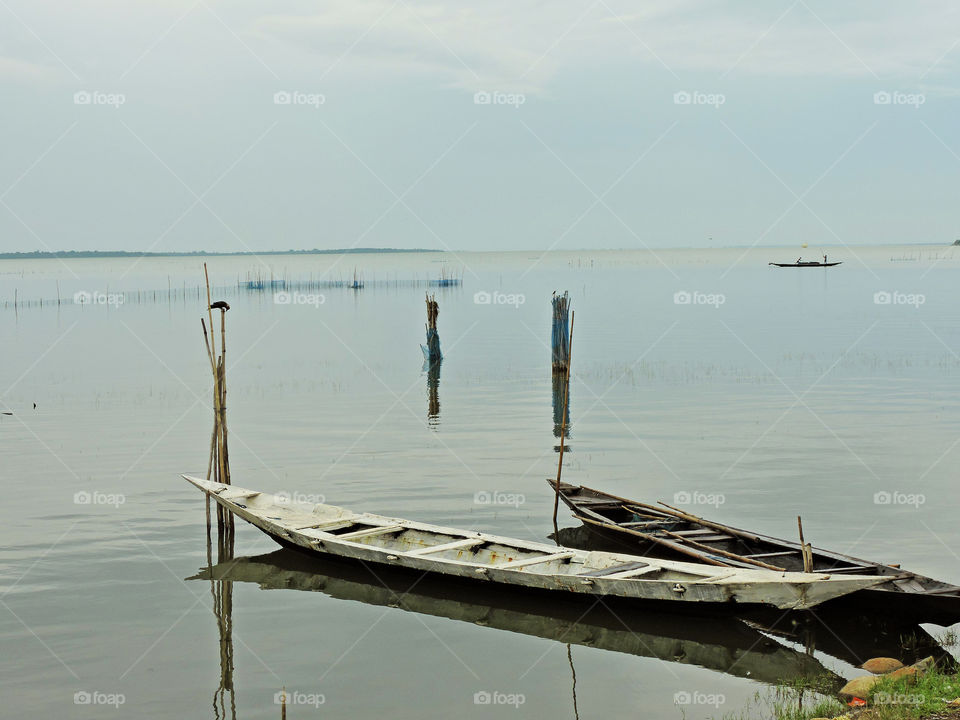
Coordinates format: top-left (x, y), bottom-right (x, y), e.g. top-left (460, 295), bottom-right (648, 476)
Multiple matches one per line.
top-left (220, 491), bottom-right (261, 501)
top-left (894, 578), bottom-right (927, 593)
top-left (408, 538), bottom-right (485, 556)
top-left (293, 519), bottom-right (357, 531)
top-left (605, 566), bottom-right (662, 579)
top-left (672, 529), bottom-right (719, 536)
top-left (744, 551), bottom-right (797, 559)
top-left (497, 551), bottom-right (576, 570)
top-left (678, 534), bottom-right (734, 543)
top-left (825, 565), bottom-right (873, 573)
top-left (578, 561), bottom-right (651, 578)
top-left (338, 525), bottom-right (405, 540)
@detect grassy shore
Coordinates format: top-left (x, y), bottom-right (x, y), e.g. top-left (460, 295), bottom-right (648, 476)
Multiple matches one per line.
top-left (716, 669), bottom-right (960, 720)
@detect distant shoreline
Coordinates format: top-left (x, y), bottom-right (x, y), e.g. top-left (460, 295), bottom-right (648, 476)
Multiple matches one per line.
top-left (0, 243), bottom-right (954, 260)
top-left (0, 248), bottom-right (440, 259)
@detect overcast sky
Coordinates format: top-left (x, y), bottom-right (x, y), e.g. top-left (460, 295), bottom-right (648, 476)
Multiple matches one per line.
top-left (1, 0), bottom-right (958, 253)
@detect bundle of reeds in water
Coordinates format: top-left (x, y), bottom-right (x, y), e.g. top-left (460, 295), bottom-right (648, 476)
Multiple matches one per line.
top-left (423, 293), bottom-right (442, 363)
top-left (552, 291), bottom-right (571, 373)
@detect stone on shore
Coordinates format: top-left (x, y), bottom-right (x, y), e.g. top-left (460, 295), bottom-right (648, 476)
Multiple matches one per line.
top-left (860, 657), bottom-right (904, 674)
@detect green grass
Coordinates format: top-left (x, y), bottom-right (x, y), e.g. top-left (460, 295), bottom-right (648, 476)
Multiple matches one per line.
top-left (715, 668), bottom-right (960, 720)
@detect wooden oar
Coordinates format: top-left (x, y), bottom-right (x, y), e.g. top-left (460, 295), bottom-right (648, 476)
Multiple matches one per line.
top-left (579, 517), bottom-right (731, 568)
top-left (571, 484), bottom-right (800, 567)
top-left (656, 529), bottom-right (787, 572)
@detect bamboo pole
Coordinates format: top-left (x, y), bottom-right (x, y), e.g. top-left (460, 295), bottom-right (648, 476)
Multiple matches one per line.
top-left (552, 311), bottom-right (575, 536)
top-left (798, 516), bottom-right (813, 573)
top-left (202, 264), bottom-right (232, 533)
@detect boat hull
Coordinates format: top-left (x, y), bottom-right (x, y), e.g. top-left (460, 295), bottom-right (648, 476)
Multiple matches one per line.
top-left (186, 476), bottom-right (884, 612)
top-left (556, 482), bottom-right (960, 625)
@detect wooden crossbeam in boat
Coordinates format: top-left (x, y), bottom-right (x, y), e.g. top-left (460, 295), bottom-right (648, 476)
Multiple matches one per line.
top-left (293, 519), bottom-right (356, 531)
top-left (922, 586), bottom-right (960, 596)
top-left (825, 565), bottom-right (874, 574)
top-left (744, 551), bottom-right (796, 559)
top-left (578, 561), bottom-right (651, 578)
top-left (221, 491), bottom-right (261, 501)
top-left (407, 538), bottom-right (485, 556)
top-left (894, 577), bottom-right (927, 593)
top-left (672, 529), bottom-right (719, 536)
top-left (604, 566), bottom-right (662, 579)
top-left (681, 534), bottom-right (734, 543)
top-left (497, 551), bottom-right (575, 570)
top-left (337, 525), bottom-right (405, 540)
top-left (701, 572), bottom-right (741, 583)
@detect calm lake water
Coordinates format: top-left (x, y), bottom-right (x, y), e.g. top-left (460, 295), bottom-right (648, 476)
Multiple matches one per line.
top-left (1, 246), bottom-right (959, 719)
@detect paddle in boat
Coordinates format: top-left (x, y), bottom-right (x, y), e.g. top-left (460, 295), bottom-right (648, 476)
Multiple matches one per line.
top-left (185, 476), bottom-right (886, 613)
top-left (552, 481), bottom-right (960, 625)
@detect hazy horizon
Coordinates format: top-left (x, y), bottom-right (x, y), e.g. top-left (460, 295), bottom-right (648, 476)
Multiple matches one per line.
top-left (2, 1), bottom-right (959, 256)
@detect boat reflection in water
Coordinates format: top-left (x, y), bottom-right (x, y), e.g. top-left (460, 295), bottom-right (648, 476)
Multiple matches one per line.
top-left (552, 526), bottom-right (955, 671)
top-left (191, 548), bottom-right (846, 690)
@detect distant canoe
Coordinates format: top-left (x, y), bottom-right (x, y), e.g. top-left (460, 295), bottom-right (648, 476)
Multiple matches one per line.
top-left (769, 262), bottom-right (842, 267)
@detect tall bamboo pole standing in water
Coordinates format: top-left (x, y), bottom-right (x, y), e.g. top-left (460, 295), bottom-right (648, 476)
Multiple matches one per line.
top-left (552, 311), bottom-right (575, 536)
top-left (201, 263), bottom-right (232, 537)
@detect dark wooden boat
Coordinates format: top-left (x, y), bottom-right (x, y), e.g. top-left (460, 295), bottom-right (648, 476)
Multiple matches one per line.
top-left (769, 261), bottom-right (842, 267)
top-left (552, 481), bottom-right (960, 625)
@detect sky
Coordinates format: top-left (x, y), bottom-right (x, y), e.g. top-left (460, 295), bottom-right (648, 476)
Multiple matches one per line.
top-left (0, 0), bottom-right (959, 253)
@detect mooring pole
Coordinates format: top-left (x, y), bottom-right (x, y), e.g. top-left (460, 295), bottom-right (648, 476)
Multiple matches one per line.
top-left (424, 293), bottom-right (442, 363)
top-left (552, 310), bottom-right (575, 537)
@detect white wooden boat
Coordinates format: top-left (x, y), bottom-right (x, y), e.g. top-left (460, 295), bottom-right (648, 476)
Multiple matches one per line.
top-left (184, 476), bottom-right (887, 612)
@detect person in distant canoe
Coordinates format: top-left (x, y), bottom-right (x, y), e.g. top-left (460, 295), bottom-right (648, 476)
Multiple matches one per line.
top-left (823, 254), bottom-right (827, 264)
top-left (797, 257), bottom-right (802, 263)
